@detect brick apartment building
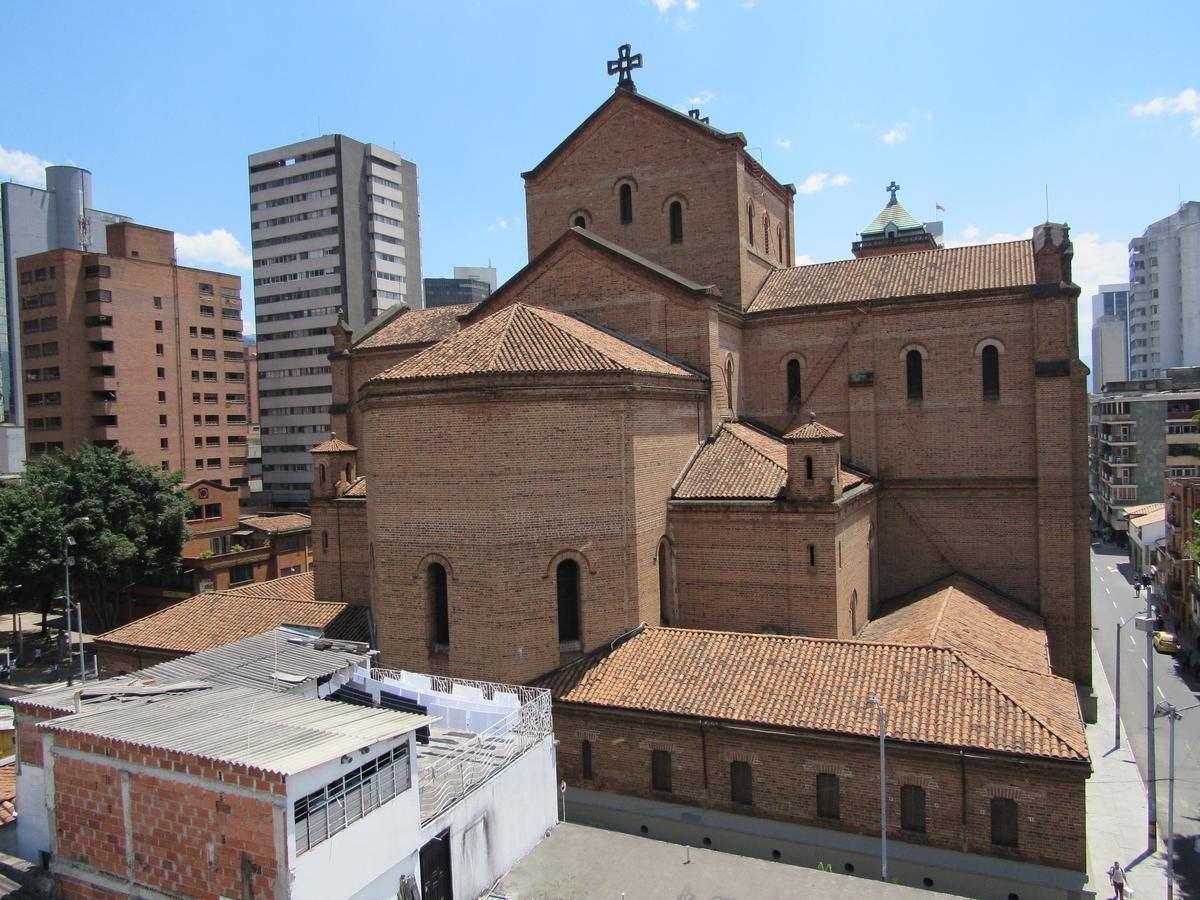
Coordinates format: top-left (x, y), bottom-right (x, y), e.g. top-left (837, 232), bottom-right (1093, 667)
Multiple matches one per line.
top-left (1162, 476), bottom-right (1200, 644)
top-left (15, 222), bottom-right (250, 487)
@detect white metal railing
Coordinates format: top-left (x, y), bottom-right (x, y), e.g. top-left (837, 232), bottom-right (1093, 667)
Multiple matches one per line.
top-left (370, 669), bottom-right (553, 824)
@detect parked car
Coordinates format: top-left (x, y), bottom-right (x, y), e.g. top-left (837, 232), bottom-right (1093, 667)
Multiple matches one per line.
top-left (1153, 631), bottom-right (1182, 654)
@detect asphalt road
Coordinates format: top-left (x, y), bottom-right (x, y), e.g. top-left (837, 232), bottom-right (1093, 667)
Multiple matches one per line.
top-left (1092, 540), bottom-right (1200, 896)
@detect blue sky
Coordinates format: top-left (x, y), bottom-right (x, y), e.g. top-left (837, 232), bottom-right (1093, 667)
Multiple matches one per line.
top-left (3, 0), bottom-right (1198, 366)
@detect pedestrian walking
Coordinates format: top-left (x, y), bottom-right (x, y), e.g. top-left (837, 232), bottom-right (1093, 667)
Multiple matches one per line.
top-left (1107, 860), bottom-right (1126, 899)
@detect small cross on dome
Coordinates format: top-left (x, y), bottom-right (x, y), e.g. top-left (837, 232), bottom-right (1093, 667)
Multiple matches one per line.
top-left (886, 181), bottom-right (900, 204)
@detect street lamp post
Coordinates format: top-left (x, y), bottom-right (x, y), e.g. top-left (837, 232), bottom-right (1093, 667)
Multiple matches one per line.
top-left (1154, 701), bottom-right (1196, 900)
top-left (63, 535), bottom-right (76, 686)
top-left (1143, 586), bottom-right (1157, 850)
top-left (1115, 616), bottom-right (1127, 749)
top-left (868, 696), bottom-right (888, 881)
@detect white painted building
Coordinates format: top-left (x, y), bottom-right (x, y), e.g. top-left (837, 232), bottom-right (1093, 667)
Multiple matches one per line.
top-left (12, 629), bottom-right (557, 899)
top-left (1128, 201), bottom-right (1200, 381)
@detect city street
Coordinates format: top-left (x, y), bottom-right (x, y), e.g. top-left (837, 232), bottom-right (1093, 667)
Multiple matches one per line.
top-left (1092, 540), bottom-right (1200, 896)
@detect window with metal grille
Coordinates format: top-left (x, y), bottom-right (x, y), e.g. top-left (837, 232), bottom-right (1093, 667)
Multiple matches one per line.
top-left (901, 784), bottom-right (926, 832)
top-left (990, 797), bottom-right (1018, 847)
top-left (294, 744), bottom-right (411, 854)
top-left (651, 749), bottom-right (672, 792)
top-left (816, 773), bottom-right (839, 819)
top-left (730, 761), bottom-right (752, 805)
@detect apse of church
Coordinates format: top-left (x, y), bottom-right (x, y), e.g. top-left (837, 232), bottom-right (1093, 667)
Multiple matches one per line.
top-left (311, 47), bottom-right (1091, 696)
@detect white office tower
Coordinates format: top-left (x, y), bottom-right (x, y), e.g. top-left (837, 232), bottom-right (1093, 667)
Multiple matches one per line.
top-left (248, 136), bottom-right (422, 506)
top-left (1127, 201), bottom-right (1200, 381)
top-left (1090, 283), bottom-right (1130, 390)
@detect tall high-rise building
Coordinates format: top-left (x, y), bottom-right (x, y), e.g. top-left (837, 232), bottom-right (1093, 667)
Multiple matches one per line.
top-left (1089, 282), bottom-right (1130, 390)
top-left (248, 136), bottom-right (422, 506)
top-left (0, 166), bottom-right (130, 447)
top-left (15, 222), bottom-right (249, 487)
top-left (423, 265), bottom-right (497, 308)
top-left (1127, 200), bottom-right (1200, 381)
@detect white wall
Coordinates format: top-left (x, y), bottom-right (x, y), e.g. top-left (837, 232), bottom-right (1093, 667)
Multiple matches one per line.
top-left (419, 736), bottom-right (558, 900)
top-left (288, 732), bottom-right (423, 900)
top-left (15, 762), bottom-right (48, 864)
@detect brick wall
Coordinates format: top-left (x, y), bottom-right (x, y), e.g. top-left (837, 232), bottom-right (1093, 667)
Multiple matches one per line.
top-left (47, 730), bottom-right (283, 899)
top-left (554, 705), bottom-right (1087, 873)
top-left (362, 387), bottom-right (703, 683)
top-left (311, 498), bottom-right (370, 604)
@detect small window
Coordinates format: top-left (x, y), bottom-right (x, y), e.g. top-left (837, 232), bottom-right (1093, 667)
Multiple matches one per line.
top-left (158, 391), bottom-right (166, 403)
top-left (777, 225), bottom-right (784, 263)
top-left (731, 761), bottom-right (752, 805)
top-left (669, 201), bottom-right (683, 244)
top-left (763, 214), bottom-right (770, 255)
top-left (906, 349), bottom-right (924, 402)
top-left (159, 414), bottom-right (168, 426)
top-left (991, 797), bottom-right (1018, 847)
top-left (155, 320), bottom-right (163, 332)
top-left (319, 464), bottom-right (326, 484)
top-left (429, 563), bottom-right (450, 647)
top-left (321, 531), bottom-right (329, 551)
top-left (157, 367), bottom-right (166, 379)
top-left (816, 773), bottom-right (840, 819)
top-left (557, 559), bottom-right (581, 643)
top-left (582, 740), bottom-right (594, 780)
top-left (901, 785), bottom-right (926, 833)
top-left (746, 203), bottom-right (755, 246)
top-left (982, 344), bottom-right (1000, 401)
top-left (156, 343), bottom-right (164, 356)
top-left (651, 749), bottom-right (672, 792)
top-left (619, 184), bottom-right (633, 225)
top-left (573, 215), bottom-right (586, 229)
top-left (808, 544), bottom-right (815, 566)
top-left (153, 296), bottom-right (163, 309)
top-left (160, 438), bottom-right (168, 450)
top-left (658, 541), bottom-right (671, 626)
top-left (787, 359), bottom-right (802, 410)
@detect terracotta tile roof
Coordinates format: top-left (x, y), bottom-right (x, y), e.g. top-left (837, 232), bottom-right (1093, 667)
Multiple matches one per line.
top-left (857, 575), bottom-right (1051, 675)
top-left (1130, 508), bottom-right (1166, 529)
top-left (371, 303), bottom-right (701, 383)
top-left (95, 576), bottom-right (368, 655)
top-left (310, 435), bottom-right (357, 454)
top-left (354, 304), bottom-right (473, 350)
top-left (747, 240), bottom-right (1036, 314)
top-left (241, 513), bottom-right (311, 534)
top-left (224, 572), bottom-right (316, 601)
top-left (674, 420), bottom-right (867, 501)
top-left (538, 626), bottom-right (1087, 763)
top-left (784, 420), bottom-right (844, 440)
top-left (0, 763), bottom-right (14, 826)
top-left (342, 475), bottom-right (367, 498)
top-left (1121, 502), bottom-right (1164, 517)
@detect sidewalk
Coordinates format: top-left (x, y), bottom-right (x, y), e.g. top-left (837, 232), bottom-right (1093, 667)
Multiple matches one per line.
top-left (1086, 641), bottom-right (1170, 899)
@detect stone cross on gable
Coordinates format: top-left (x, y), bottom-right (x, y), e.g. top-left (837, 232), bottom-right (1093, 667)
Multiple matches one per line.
top-left (886, 181), bottom-right (900, 203)
top-left (688, 108), bottom-right (710, 124)
top-left (607, 43), bottom-right (643, 91)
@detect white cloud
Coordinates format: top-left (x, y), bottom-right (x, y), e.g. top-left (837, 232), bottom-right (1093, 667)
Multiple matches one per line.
top-left (1132, 87), bottom-right (1200, 135)
top-left (1071, 232), bottom-right (1129, 336)
top-left (796, 172), bottom-right (852, 194)
top-left (685, 0), bottom-right (700, 9)
top-left (175, 229), bottom-right (251, 272)
top-left (774, 138), bottom-right (792, 149)
top-left (962, 224), bottom-right (980, 241)
top-left (0, 145), bottom-right (54, 186)
top-left (688, 90), bottom-right (715, 106)
top-left (879, 123), bottom-right (908, 144)
top-left (651, 0), bottom-right (676, 10)
top-left (795, 254), bottom-right (814, 266)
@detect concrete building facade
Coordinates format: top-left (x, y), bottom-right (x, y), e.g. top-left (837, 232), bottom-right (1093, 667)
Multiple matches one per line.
top-left (15, 222), bottom-right (249, 485)
top-left (1089, 282), bottom-right (1129, 390)
top-left (248, 135), bottom-right (422, 507)
top-left (1127, 201), bottom-right (1200, 381)
top-left (0, 166), bottom-right (130, 467)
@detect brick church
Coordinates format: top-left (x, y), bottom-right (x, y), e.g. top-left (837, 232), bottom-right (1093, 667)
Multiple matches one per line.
top-left (310, 50), bottom-right (1093, 889)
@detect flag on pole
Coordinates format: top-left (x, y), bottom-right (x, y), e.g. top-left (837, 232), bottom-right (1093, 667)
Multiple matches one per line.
top-left (935, 202), bottom-right (946, 212)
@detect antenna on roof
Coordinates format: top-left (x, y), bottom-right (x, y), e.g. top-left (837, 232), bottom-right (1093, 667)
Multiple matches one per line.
top-left (1044, 184), bottom-right (1050, 223)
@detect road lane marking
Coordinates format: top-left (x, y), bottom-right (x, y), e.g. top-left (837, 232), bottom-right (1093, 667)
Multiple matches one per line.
top-left (1113, 601), bottom-right (1118, 608)
top-left (1142, 659), bottom-right (1148, 669)
top-left (1130, 635), bottom-right (1138, 647)
top-left (1157, 687), bottom-right (1165, 700)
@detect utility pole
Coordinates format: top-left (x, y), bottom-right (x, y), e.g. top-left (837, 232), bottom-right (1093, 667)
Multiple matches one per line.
top-left (64, 535), bottom-right (75, 686)
top-left (868, 696), bottom-right (888, 881)
top-left (1143, 586), bottom-right (1157, 850)
top-left (1115, 617), bottom-right (1126, 749)
top-left (1154, 701), bottom-right (1195, 900)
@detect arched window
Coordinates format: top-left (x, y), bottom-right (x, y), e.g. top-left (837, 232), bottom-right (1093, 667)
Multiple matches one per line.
top-left (428, 562), bottom-right (449, 647)
top-left (669, 201), bottom-right (683, 244)
top-left (901, 785), bottom-right (926, 833)
top-left (573, 215), bottom-right (586, 229)
top-left (557, 559), bottom-right (581, 643)
top-left (723, 356), bottom-right (735, 412)
top-left (808, 544), bottom-right (815, 566)
top-left (805, 455), bottom-right (814, 481)
top-left (850, 589), bottom-right (859, 632)
top-left (763, 215), bottom-right (770, 256)
top-left (746, 203), bottom-right (755, 246)
top-left (319, 464), bottom-right (326, 484)
top-left (582, 740), bottom-right (594, 779)
top-left (982, 344), bottom-right (1000, 400)
top-left (619, 184), bottom-right (633, 225)
top-left (906, 349), bottom-right (924, 402)
top-left (777, 225), bottom-right (784, 263)
top-left (658, 541), bottom-right (672, 625)
top-left (344, 463), bottom-right (352, 482)
top-left (786, 359), bottom-right (802, 410)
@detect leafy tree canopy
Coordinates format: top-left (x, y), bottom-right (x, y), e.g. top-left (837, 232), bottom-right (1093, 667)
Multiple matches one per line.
top-left (0, 446), bottom-right (194, 628)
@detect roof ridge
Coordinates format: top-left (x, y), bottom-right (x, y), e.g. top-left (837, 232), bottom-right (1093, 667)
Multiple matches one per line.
top-left (486, 303), bottom-right (524, 371)
top-left (647, 624), bottom-right (967, 653)
top-left (951, 649), bottom-right (1085, 759)
top-left (927, 584), bottom-right (954, 645)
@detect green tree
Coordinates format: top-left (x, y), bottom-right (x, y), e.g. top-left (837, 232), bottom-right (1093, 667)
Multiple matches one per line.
top-left (0, 446), bottom-right (194, 630)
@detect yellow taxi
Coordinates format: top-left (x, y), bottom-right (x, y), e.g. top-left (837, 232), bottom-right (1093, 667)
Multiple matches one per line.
top-left (1152, 631), bottom-right (1182, 655)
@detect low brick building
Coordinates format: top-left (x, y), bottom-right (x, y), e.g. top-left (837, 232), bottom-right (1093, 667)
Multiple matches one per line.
top-left (93, 573), bottom-right (369, 673)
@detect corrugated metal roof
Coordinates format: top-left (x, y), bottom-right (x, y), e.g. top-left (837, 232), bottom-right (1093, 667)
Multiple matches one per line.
top-left (41, 683), bottom-right (435, 775)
